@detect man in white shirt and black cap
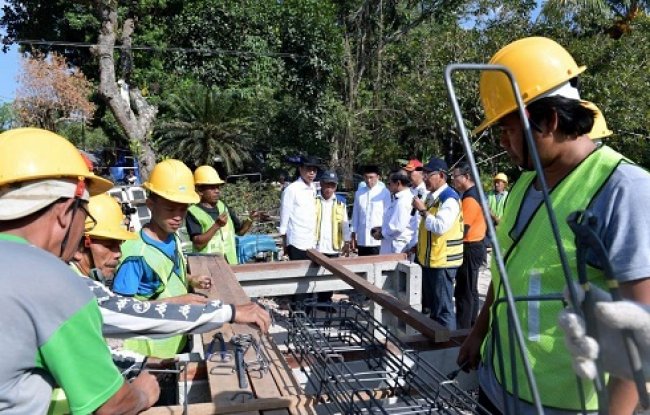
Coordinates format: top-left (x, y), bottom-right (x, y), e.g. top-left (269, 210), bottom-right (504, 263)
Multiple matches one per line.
top-left (315, 170), bottom-right (351, 258)
top-left (351, 165), bottom-right (391, 256)
top-left (374, 169), bottom-right (418, 254)
top-left (279, 155), bottom-right (319, 260)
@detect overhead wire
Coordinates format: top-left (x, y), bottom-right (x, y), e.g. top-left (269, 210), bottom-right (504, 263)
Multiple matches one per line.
top-left (14, 39), bottom-right (308, 59)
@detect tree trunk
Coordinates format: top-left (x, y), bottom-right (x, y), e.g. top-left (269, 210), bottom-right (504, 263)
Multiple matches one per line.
top-left (92, 1), bottom-right (157, 181)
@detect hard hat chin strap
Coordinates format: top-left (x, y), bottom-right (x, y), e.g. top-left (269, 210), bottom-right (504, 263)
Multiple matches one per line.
top-left (59, 178), bottom-right (87, 260)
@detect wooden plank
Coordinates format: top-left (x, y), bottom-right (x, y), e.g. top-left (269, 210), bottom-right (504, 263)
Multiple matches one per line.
top-left (306, 249), bottom-right (450, 342)
top-left (187, 256), bottom-right (295, 413)
top-left (142, 396), bottom-right (299, 414)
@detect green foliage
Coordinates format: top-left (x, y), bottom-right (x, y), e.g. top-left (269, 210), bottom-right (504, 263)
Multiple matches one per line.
top-left (221, 180), bottom-right (281, 234)
top-left (0, 103), bottom-right (16, 131)
top-left (154, 86), bottom-right (255, 172)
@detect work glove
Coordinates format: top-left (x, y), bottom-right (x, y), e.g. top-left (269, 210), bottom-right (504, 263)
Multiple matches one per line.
top-left (558, 283), bottom-right (650, 381)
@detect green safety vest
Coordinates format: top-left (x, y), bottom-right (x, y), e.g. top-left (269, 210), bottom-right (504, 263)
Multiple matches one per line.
top-left (119, 230), bottom-right (189, 358)
top-left (486, 146), bottom-right (626, 411)
top-left (315, 197), bottom-right (347, 250)
top-left (487, 190), bottom-right (508, 221)
top-left (188, 202), bottom-right (238, 264)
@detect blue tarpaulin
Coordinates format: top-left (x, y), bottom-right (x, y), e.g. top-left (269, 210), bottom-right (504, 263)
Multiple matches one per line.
top-left (236, 234), bottom-right (278, 264)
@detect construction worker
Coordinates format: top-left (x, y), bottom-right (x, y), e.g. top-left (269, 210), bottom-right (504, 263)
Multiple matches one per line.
top-left (112, 159), bottom-right (214, 358)
top-left (411, 157), bottom-right (464, 329)
top-left (186, 165), bottom-right (256, 264)
top-left (486, 173), bottom-right (509, 225)
top-left (456, 37), bottom-right (650, 414)
top-left (451, 163), bottom-right (487, 329)
top-left (583, 100), bottom-right (613, 144)
top-left (351, 165), bottom-right (391, 256)
top-left (73, 194), bottom-right (270, 339)
top-left (0, 128), bottom-right (159, 414)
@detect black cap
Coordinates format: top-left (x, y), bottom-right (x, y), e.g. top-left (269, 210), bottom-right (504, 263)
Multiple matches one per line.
top-left (301, 155), bottom-right (321, 168)
top-left (362, 165), bottom-right (380, 174)
top-left (320, 170), bottom-right (338, 184)
top-left (422, 157), bottom-right (448, 173)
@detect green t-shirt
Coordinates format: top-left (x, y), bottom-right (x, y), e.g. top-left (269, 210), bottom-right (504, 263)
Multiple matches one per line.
top-left (0, 235), bottom-right (123, 414)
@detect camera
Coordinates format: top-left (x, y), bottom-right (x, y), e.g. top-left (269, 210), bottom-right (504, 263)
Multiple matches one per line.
top-left (121, 202), bottom-right (137, 216)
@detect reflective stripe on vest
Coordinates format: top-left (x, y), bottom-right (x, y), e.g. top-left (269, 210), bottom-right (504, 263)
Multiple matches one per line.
top-left (188, 202), bottom-right (238, 264)
top-left (486, 146), bottom-right (625, 410)
top-left (417, 187), bottom-right (464, 268)
top-left (119, 230), bottom-right (188, 357)
top-left (315, 197), bottom-right (346, 250)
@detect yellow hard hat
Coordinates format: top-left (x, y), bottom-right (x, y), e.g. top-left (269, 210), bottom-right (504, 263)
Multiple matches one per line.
top-left (86, 194), bottom-right (136, 241)
top-left (493, 173), bottom-right (508, 184)
top-left (194, 165), bottom-right (225, 185)
top-left (582, 101), bottom-right (613, 140)
top-left (143, 159), bottom-right (199, 204)
top-left (475, 37), bottom-right (586, 134)
top-left (0, 128), bottom-right (113, 195)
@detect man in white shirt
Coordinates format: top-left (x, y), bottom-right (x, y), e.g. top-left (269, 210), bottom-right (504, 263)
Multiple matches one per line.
top-left (315, 171), bottom-right (351, 258)
top-left (404, 159), bottom-right (430, 202)
top-left (351, 165), bottom-right (391, 256)
top-left (374, 170), bottom-right (418, 254)
top-left (279, 156), bottom-right (319, 260)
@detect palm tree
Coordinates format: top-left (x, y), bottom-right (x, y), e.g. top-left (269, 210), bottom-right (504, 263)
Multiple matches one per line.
top-left (155, 86), bottom-right (254, 173)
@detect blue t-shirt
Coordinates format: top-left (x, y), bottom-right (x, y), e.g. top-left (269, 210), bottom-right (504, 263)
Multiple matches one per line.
top-left (113, 231), bottom-right (182, 297)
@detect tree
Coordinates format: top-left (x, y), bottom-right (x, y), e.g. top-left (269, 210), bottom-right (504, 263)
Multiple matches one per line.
top-left (155, 86), bottom-right (254, 173)
top-left (92, 0), bottom-right (158, 180)
top-left (13, 52), bottom-right (95, 131)
top-left (0, 102), bottom-right (17, 132)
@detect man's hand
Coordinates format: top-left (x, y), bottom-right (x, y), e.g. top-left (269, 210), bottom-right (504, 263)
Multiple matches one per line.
top-left (412, 197), bottom-right (426, 213)
top-left (341, 242), bottom-right (351, 257)
top-left (216, 212), bottom-right (228, 227)
top-left (558, 285), bottom-right (650, 381)
top-left (371, 226), bottom-right (382, 240)
top-left (233, 302), bottom-right (272, 333)
top-left (189, 275), bottom-right (212, 290)
top-left (457, 329), bottom-right (484, 372)
top-left (350, 233), bottom-right (357, 252)
top-left (130, 372), bottom-right (160, 408)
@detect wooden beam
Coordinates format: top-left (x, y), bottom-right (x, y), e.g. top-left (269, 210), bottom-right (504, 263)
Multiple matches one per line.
top-left (306, 249), bottom-right (449, 342)
top-left (142, 396), bottom-right (301, 415)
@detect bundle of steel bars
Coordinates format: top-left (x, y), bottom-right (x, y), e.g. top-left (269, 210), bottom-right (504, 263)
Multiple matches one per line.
top-left (283, 301), bottom-right (487, 414)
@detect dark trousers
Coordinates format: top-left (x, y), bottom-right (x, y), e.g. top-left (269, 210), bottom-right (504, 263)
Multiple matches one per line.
top-left (317, 252), bottom-right (339, 302)
top-left (422, 266), bottom-right (457, 330)
top-left (357, 245), bottom-right (380, 256)
top-left (455, 240), bottom-right (487, 329)
top-left (286, 244), bottom-right (308, 260)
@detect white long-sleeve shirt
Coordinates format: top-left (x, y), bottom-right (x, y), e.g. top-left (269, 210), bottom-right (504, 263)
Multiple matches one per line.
top-left (352, 183), bottom-right (391, 247)
top-left (380, 187), bottom-right (418, 254)
top-left (279, 177), bottom-right (317, 250)
top-left (423, 183), bottom-right (461, 235)
top-left (316, 195), bottom-right (351, 254)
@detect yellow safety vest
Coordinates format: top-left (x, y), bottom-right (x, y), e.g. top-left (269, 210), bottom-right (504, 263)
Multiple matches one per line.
top-left (119, 230), bottom-right (189, 358)
top-left (188, 202), bottom-right (238, 264)
top-left (315, 197), bottom-right (347, 250)
top-left (417, 187), bottom-right (463, 268)
top-left (486, 146), bottom-right (626, 410)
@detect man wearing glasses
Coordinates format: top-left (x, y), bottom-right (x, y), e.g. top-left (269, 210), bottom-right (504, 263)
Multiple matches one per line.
top-left (0, 128), bottom-right (160, 414)
top-left (412, 157), bottom-right (464, 329)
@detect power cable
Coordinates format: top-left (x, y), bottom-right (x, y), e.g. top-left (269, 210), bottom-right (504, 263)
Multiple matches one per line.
top-left (14, 39), bottom-right (308, 59)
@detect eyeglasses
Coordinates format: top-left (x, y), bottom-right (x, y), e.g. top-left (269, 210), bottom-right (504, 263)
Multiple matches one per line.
top-left (79, 203), bottom-right (97, 232)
